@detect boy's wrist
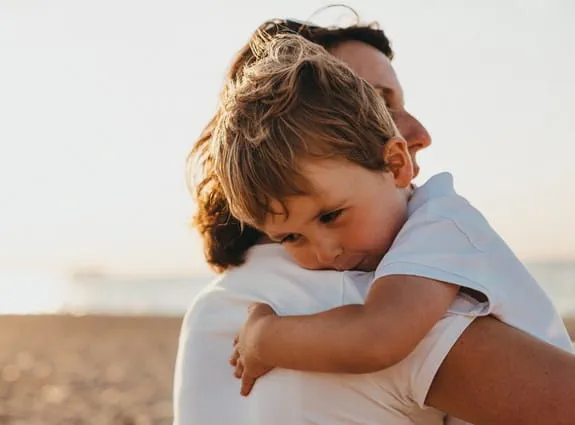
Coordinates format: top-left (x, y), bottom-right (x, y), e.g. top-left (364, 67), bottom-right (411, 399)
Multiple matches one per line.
top-left (247, 307), bottom-right (281, 364)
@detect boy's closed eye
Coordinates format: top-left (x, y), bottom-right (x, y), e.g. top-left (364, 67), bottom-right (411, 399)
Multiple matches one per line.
top-left (277, 209), bottom-right (343, 244)
top-left (318, 209), bottom-right (343, 224)
top-left (280, 233), bottom-right (301, 244)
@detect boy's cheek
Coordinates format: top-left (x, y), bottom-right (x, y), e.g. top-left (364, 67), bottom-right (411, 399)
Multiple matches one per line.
top-left (341, 227), bottom-right (381, 251)
top-left (284, 247), bottom-right (324, 270)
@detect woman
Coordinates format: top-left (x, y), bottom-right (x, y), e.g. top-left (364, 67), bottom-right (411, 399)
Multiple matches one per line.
top-left (174, 17), bottom-right (575, 425)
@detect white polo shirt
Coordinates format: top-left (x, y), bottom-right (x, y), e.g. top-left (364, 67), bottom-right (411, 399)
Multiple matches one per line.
top-left (375, 172), bottom-right (572, 352)
top-left (173, 244), bottom-right (474, 425)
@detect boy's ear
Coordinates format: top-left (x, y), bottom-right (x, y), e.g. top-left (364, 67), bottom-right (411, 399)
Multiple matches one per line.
top-left (382, 137), bottom-right (413, 188)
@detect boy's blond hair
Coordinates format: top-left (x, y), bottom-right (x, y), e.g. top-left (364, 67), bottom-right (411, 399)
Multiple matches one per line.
top-left (212, 32), bottom-right (398, 227)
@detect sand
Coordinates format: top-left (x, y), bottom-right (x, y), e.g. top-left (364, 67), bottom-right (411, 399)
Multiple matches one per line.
top-left (0, 315), bottom-right (181, 425)
top-left (0, 314), bottom-right (574, 425)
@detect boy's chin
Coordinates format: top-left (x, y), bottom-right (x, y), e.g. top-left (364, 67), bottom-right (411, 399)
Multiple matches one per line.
top-left (348, 255), bottom-right (382, 272)
top-left (327, 253), bottom-right (384, 272)
top-left (297, 254), bottom-right (382, 272)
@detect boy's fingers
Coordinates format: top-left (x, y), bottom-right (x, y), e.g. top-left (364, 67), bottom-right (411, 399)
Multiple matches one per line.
top-left (240, 375), bottom-right (256, 397)
top-left (229, 348), bottom-right (240, 366)
top-left (234, 361), bottom-right (244, 379)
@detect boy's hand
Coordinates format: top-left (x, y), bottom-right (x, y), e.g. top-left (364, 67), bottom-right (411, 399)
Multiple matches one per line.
top-left (230, 303), bottom-right (277, 396)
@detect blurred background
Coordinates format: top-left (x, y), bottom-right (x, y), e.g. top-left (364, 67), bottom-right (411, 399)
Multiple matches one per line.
top-left (0, 0), bottom-right (574, 424)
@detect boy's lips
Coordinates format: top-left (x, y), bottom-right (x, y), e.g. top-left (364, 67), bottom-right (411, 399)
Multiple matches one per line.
top-left (333, 258), bottom-right (362, 271)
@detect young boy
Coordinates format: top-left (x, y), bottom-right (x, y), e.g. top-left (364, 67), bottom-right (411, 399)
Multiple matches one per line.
top-left (211, 33), bottom-right (573, 396)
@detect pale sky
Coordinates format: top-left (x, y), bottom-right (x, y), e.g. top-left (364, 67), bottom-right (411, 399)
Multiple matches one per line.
top-left (0, 0), bottom-right (574, 276)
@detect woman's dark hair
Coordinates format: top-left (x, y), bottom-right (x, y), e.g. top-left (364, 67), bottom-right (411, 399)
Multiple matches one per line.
top-left (188, 12), bottom-right (394, 273)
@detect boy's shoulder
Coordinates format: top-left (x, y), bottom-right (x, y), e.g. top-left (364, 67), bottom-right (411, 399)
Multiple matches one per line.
top-left (386, 175), bottom-right (572, 352)
top-left (407, 172), bottom-right (495, 245)
top-left (378, 172), bottom-right (509, 284)
top-left (409, 172), bottom-right (470, 216)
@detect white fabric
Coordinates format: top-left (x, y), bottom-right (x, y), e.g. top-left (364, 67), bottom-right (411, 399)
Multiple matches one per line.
top-left (375, 172), bottom-right (573, 352)
top-left (173, 244), bottom-right (474, 425)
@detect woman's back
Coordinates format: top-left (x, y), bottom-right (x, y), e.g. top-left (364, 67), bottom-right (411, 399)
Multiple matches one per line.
top-left (173, 243), bottom-right (473, 425)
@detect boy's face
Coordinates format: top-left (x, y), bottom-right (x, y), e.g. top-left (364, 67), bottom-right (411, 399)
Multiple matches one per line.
top-left (262, 138), bottom-right (413, 271)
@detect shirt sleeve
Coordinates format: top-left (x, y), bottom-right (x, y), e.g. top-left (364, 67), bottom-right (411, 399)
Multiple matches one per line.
top-left (390, 312), bottom-right (476, 408)
top-left (374, 210), bottom-right (495, 317)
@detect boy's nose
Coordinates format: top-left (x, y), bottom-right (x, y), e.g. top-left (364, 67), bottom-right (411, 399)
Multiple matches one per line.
top-left (315, 241), bottom-right (343, 269)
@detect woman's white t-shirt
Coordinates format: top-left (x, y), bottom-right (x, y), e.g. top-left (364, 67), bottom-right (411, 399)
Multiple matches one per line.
top-left (173, 244), bottom-right (474, 425)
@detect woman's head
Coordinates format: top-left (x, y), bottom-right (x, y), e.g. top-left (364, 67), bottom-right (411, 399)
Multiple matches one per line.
top-left (190, 15), bottom-right (430, 272)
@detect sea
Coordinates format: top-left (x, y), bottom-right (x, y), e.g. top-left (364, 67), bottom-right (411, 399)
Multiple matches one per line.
top-left (1, 262), bottom-right (574, 317)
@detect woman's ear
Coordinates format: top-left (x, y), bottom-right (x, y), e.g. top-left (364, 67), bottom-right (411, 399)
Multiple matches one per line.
top-left (382, 137), bottom-right (414, 188)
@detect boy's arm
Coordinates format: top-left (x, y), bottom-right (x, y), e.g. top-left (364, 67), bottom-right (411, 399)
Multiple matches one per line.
top-left (252, 275), bottom-right (459, 373)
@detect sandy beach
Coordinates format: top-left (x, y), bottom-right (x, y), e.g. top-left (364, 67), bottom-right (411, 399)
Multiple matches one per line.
top-left (1, 314), bottom-right (574, 425)
top-left (0, 315), bottom-right (181, 425)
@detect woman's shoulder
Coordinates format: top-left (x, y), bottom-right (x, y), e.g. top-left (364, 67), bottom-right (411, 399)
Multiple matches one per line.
top-left (181, 244), bottom-right (302, 324)
top-left (191, 244), bottom-right (350, 317)
top-left (214, 243), bottom-right (339, 290)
